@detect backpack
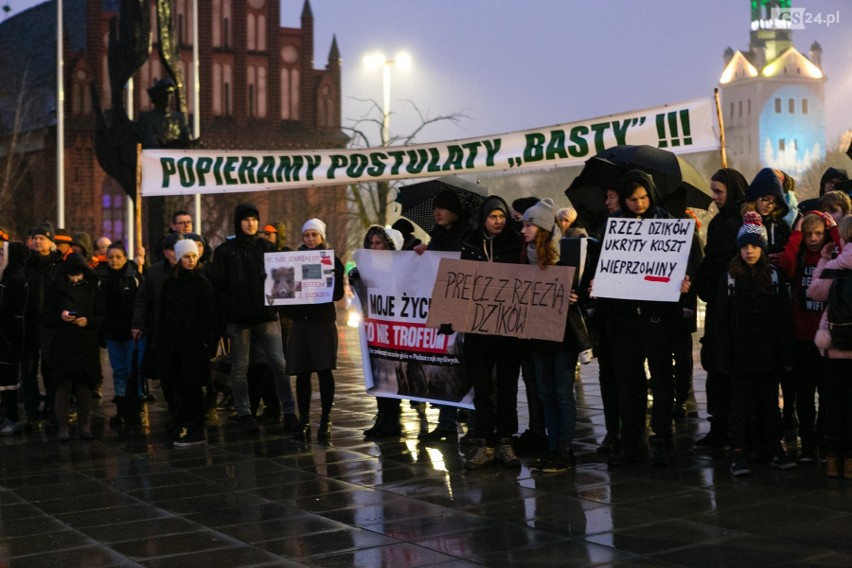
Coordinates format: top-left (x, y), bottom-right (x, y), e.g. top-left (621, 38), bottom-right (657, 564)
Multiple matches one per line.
top-left (826, 269), bottom-right (852, 350)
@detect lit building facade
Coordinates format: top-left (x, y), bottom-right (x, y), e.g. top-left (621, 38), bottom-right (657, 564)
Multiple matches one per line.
top-left (718, 0), bottom-right (826, 177)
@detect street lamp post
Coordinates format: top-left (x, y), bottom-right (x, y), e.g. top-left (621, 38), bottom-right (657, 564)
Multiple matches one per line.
top-left (363, 51), bottom-right (411, 146)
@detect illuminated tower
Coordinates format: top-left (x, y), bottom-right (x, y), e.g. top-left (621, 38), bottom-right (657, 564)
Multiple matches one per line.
top-left (718, 0), bottom-right (825, 176)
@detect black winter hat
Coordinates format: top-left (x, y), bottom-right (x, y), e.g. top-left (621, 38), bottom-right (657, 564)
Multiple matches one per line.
top-left (30, 223), bottom-right (55, 242)
top-left (511, 197), bottom-right (540, 216)
top-left (432, 190), bottom-right (464, 217)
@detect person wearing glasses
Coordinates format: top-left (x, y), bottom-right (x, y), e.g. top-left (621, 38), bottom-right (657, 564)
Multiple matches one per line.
top-left (740, 169), bottom-right (791, 265)
top-left (170, 211), bottom-right (194, 235)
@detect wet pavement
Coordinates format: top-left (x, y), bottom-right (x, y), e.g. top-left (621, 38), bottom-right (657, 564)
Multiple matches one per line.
top-left (1, 325), bottom-right (850, 567)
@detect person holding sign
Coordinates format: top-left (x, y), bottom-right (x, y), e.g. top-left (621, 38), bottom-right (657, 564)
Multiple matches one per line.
top-left (416, 190), bottom-right (475, 444)
top-left (602, 171), bottom-right (695, 468)
top-left (209, 203), bottom-right (298, 436)
top-left (352, 225), bottom-right (419, 439)
top-left (519, 198), bottom-right (580, 473)
top-left (286, 219), bottom-right (345, 441)
top-left (715, 212), bottom-right (796, 476)
top-left (460, 196), bottom-right (524, 470)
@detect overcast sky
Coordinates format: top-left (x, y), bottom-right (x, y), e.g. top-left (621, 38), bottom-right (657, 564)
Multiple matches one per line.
top-left (6, 0), bottom-right (852, 149)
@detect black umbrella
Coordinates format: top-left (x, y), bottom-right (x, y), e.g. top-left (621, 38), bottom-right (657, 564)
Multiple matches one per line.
top-left (395, 175), bottom-right (489, 232)
top-left (565, 145), bottom-right (712, 227)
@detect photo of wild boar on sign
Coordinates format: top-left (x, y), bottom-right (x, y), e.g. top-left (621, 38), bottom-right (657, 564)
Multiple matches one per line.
top-left (264, 250), bottom-right (336, 306)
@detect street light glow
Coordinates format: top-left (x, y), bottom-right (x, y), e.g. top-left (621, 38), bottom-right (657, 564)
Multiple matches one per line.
top-left (362, 50), bottom-right (413, 146)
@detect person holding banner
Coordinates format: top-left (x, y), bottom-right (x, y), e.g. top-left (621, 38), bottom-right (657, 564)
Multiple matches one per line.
top-left (460, 196), bottom-right (524, 470)
top-left (603, 170), bottom-right (695, 468)
top-left (351, 225), bottom-right (415, 439)
top-left (519, 198), bottom-right (579, 473)
top-left (416, 189), bottom-right (475, 443)
top-left (209, 203), bottom-right (298, 436)
top-left (286, 218), bottom-right (345, 442)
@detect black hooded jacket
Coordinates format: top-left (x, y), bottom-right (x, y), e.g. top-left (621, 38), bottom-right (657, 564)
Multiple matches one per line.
top-left (742, 168), bottom-right (791, 254)
top-left (209, 203), bottom-right (278, 325)
top-left (695, 168), bottom-right (748, 304)
top-left (799, 166), bottom-right (849, 213)
top-left (460, 196), bottom-right (523, 264)
top-left (603, 170), bottom-right (680, 320)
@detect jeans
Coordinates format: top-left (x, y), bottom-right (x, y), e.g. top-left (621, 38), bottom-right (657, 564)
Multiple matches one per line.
top-left (106, 337), bottom-right (148, 398)
top-left (227, 319), bottom-right (294, 417)
top-left (532, 349), bottom-right (577, 451)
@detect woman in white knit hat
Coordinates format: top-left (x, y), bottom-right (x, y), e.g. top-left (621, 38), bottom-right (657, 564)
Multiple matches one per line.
top-left (157, 238), bottom-right (216, 447)
top-left (287, 219), bottom-right (345, 441)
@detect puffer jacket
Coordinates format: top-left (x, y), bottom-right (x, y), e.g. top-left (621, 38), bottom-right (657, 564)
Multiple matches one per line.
top-left (807, 243), bottom-right (852, 359)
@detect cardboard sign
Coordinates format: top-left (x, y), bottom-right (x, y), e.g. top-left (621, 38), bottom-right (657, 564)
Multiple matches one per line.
top-left (426, 259), bottom-right (575, 342)
top-left (593, 218), bottom-right (694, 302)
top-left (264, 249), bottom-right (336, 305)
top-left (352, 249), bottom-right (473, 408)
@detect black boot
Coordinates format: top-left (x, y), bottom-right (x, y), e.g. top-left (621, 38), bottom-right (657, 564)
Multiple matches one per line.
top-left (364, 412), bottom-right (385, 437)
top-left (292, 420), bottom-right (311, 441)
top-left (317, 414), bottom-right (332, 441)
top-left (109, 396), bottom-right (125, 428)
top-left (372, 408), bottom-right (402, 438)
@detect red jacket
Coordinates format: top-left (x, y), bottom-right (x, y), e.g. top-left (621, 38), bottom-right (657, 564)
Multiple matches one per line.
top-left (777, 226), bottom-right (841, 340)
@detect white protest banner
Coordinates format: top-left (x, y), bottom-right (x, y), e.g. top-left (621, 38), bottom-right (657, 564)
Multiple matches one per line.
top-left (141, 97), bottom-right (717, 196)
top-left (264, 250), bottom-right (336, 305)
top-left (593, 218), bottom-right (695, 302)
top-left (425, 259), bottom-right (575, 342)
top-left (351, 249), bottom-right (473, 409)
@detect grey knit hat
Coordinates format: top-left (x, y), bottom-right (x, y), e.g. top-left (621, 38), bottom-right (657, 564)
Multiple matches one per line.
top-left (522, 198), bottom-right (557, 231)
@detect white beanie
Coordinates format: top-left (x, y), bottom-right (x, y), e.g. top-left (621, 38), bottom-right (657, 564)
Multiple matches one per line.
top-left (174, 238), bottom-right (199, 260)
top-left (302, 218), bottom-right (327, 241)
top-left (383, 227), bottom-right (404, 251)
top-left (522, 198), bottom-right (557, 232)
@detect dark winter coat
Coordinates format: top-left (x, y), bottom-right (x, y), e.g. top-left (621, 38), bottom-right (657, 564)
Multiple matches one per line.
top-left (284, 243), bottom-right (345, 322)
top-left (604, 170), bottom-right (682, 322)
top-left (713, 265), bottom-right (794, 375)
top-left (23, 249), bottom-right (63, 344)
top-left (131, 259), bottom-right (173, 346)
top-left (209, 204), bottom-right (279, 325)
top-left (44, 256), bottom-right (106, 385)
top-left (157, 268), bottom-right (216, 389)
top-left (695, 168), bottom-right (748, 304)
top-left (0, 242), bottom-right (29, 386)
top-left (97, 261), bottom-right (143, 341)
top-left (427, 214), bottom-right (474, 253)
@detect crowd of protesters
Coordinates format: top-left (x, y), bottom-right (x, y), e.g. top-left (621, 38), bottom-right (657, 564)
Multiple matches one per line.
top-left (0, 206), bottom-right (341, 448)
top-left (0, 165), bottom-right (851, 479)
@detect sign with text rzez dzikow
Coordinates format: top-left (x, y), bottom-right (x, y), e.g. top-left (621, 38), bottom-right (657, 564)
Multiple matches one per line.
top-left (426, 259), bottom-right (575, 342)
top-left (139, 97), bottom-right (717, 196)
top-left (593, 218), bottom-right (695, 302)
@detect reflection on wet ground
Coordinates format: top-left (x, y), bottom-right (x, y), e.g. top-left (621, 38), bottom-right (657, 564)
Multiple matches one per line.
top-left (1, 326), bottom-right (849, 567)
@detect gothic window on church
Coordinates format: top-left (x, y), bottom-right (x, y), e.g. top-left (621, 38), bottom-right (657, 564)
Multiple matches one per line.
top-left (213, 0), bottom-right (233, 49)
top-left (789, 99), bottom-right (795, 114)
top-left (748, 99), bottom-right (751, 116)
top-left (778, 139), bottom-right (786, 152)
top-left (738, 100), bottom-right (742, 118)
top-left (101, 180), bottom-right (126, 242)
top-left (775, 98), bottom-right (781, 113)
top-left (802, 99), bottom-right (809, 114)
top-left (729, 102), bottom-right (734, 120)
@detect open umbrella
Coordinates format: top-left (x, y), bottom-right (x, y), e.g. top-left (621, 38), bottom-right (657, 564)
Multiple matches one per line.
top-left (565, 145), bottom-right (712, 227)
top-left (395, 175), bottom-right (489, 232)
